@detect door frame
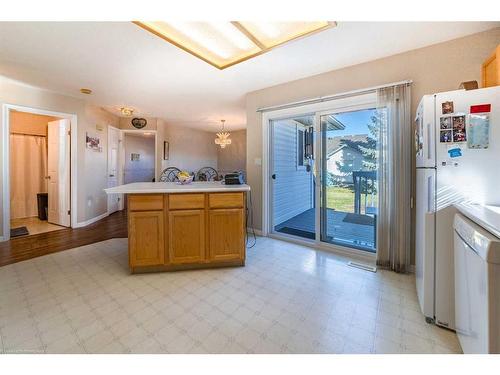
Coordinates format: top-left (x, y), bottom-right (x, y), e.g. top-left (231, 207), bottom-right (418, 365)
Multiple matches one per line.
top-left (2, 103), bottom-right (78, 241)
top-left (107, 125), bottom-right (124, 214)
top-left (262, 92), bottom-right (378, 262)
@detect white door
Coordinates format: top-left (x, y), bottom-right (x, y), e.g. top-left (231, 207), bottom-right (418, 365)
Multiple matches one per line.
top-left (107, 126), bottom-right (122, 214)
top-left (47, 119), bottom-right (71, 227)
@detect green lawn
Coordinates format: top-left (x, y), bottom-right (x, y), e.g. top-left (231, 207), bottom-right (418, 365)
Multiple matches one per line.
top-left (326, 186), bottom-right (378, 213)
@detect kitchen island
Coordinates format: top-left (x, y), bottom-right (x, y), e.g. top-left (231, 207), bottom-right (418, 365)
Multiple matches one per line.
top-left (105, 182), bottom-right (250, 273)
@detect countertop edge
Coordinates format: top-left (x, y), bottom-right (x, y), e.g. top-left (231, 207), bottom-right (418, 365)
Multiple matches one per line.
top-left (454, 203), bottom-right (500, 239)
top-left (105, 183), bottom-right (251, 194)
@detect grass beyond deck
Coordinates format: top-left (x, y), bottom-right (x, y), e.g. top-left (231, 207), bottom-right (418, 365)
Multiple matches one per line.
top-left (326, 186), bottom-right (378, 214)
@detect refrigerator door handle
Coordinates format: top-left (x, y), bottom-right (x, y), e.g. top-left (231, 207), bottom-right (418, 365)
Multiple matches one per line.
top-left (427, 173), bottom-right (434, 213)
top-left (426, 121), bottom-right (432, 164)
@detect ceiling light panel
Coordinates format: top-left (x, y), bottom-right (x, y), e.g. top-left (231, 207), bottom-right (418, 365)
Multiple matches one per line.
top-left (238, 22), bottom-right (332, 48)
top-left (134, 21), bottom-right (335, 69)
top-left (136, 21), bottom-right (261, 68)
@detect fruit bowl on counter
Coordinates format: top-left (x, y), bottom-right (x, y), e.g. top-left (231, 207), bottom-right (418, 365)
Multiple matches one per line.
top-left (176, 171), bottom-right (194, 185)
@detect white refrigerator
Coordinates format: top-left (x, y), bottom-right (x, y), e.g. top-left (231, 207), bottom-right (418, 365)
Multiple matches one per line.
top-left (415, 86), bottom-right (500, 329)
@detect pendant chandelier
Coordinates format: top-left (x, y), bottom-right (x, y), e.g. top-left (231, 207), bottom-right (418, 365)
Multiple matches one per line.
top-left (215, 119), bottom-right (232, 148)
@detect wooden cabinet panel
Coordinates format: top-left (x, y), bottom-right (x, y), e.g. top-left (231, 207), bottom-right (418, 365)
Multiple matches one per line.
top-left (129, 211), bottom-right (164, 267)
top-left (168, 210), bottom-right (205, 264)
top-left (209, 193), bottom-right (243, 209)
top-left (169, 194), bottom-right (205, 210)
top-left (129, 194), bottom-right (163, 211)
top-left (209, 208), bottom-right (245, 262)
top-left (482, 44), bottom-right (500, 88)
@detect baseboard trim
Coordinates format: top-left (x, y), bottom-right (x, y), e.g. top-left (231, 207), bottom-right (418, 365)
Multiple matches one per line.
top-left (74, 212), bottom-right (109, 228)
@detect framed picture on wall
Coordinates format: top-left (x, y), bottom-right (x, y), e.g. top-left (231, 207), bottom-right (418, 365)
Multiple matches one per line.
top-left (86, 132), bottom-right (102, 152)
top-left (163, 141), bottom-right (169, 160)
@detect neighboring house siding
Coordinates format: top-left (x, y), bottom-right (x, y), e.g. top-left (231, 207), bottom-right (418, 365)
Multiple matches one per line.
top-left (272, 120), bottom-right (313, 226)
top-left (327, 147), bottom-right (365, 184)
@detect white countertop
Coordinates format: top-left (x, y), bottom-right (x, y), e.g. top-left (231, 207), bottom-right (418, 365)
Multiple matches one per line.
top-left (454, 202), bottom-right (500, 239)
top-left (105, 181), bottom-right (251, 194)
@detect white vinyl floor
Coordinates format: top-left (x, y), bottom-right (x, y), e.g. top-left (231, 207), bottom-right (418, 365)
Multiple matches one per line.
top-left (0, 237), bottom-right (461, 354)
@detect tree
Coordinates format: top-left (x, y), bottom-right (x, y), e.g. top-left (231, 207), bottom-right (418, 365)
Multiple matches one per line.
top-left (358, 110), bottom-right (383, 171)
top-left (356, 110), bottom-right (384, 195)
top-left (328, 109), bottom-right (382, 194)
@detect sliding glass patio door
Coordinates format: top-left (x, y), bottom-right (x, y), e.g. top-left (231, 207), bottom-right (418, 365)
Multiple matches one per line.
top-left (319, 108), bottom-right (378, 252)
top-left (267, 92), bottom-right (379, 254)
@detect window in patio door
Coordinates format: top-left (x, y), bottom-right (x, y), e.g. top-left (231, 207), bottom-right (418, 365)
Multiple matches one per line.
top-left (320, 108), bottom-right (379, 252)
top-left (271, 115), bottom-right (316, 240)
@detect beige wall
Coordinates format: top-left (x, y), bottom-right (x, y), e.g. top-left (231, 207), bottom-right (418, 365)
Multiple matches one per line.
top-left (0, 76), bottom-right (119, 236)
top-left (123, 134), bottom-right (156, 184)
top-left (157, 122), bottom-right (218, 174)
top-left (217, 129), bottom-right (246, 176)
top-left (10, 111), bottom-right (60, 136)
top-left (246, 27), bottom-right (500, 237)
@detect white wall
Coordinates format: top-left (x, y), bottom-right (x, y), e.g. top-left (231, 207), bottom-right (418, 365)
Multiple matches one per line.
top-left (123, 134), bottom-right (155, 184)
top-left (327, 147), bottom-right (365, 184)
top-left (0, 76), bottom-right (119, 236)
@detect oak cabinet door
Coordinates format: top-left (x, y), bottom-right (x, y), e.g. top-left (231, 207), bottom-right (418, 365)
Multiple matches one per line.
top-left (209, 209), bottom-right (244, 262)
top-left (129, 211), bottom-right (165, 267)
top-left (168, 210), bottom-right (205, 264)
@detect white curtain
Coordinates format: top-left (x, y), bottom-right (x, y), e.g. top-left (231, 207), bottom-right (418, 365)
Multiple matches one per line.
top-left (10, 134), bottom-right (48, 219)
top-left (376, 83), bottom-right (412, 273)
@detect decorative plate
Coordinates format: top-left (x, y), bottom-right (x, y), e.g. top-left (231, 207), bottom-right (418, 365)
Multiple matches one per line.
top-left (131, 117), bottom-right (147, 129)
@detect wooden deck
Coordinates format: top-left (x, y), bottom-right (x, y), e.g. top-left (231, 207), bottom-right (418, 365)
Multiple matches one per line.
top-left (275, 208), bottom-right (376, 252)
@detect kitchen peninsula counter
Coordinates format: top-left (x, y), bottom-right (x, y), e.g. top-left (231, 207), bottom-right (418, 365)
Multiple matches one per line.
top-left (105, 182), bottom-right (250, 273)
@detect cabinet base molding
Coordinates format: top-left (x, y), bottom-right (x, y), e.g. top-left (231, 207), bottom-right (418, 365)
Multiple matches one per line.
top-left (131, 259), bottom-right (245, 274)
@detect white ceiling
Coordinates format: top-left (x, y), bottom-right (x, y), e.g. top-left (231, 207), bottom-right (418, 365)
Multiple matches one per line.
top-left (1, 22), bottom-right (498, 131)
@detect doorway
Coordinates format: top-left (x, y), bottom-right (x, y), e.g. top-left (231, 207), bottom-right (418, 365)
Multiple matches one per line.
top-left (107, 129), bottom-right (157, 213)
top-left (107, 125), bottom-right (123, 215)
top-left (123, 131), bottom-right (156, 184)
top-left (3, 107), bottom-right (75, 239)
top-left (265, 92), bottom-right (379, 257)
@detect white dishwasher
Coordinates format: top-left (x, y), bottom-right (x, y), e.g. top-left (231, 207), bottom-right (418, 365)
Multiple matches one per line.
top-left (453, 213), bottom-right (500, 354)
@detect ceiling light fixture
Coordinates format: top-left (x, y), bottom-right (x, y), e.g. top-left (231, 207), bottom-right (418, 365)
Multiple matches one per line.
top-left (215, 119), bottom-right (231, 149)
top-left (120, 107), bottom-right (134, 116)
top-left (80, 88), bottom-right (92, 94)
top-left (133, 21), bottom-right (336, 70)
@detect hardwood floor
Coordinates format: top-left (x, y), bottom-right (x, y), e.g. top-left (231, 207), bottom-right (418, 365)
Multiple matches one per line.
top-left (0, 210), bottom-right (127, 267)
